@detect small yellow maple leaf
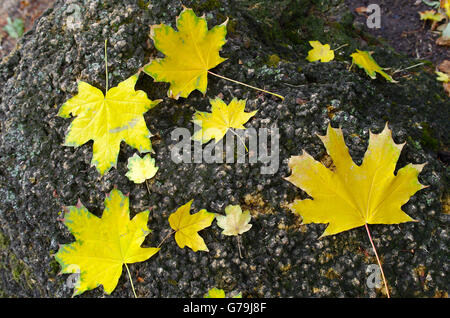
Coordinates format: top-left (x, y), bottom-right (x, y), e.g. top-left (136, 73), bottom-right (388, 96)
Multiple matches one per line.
top-left (350, 49), bottom-right (397, 83)
top-left (125, 153), bottom-right (159, 184)
top-left (54, 189), bottom-right (160, 296)
top-left (306, 41), bottom-right (335, 63)
top-left (144, 7), bottom-right (228, 99)
top-left (285, 123), bottom-right (427, 237)
top-left (419, 9), bottom-right (446, 22)
top-left (58, 75), bottom-right (161, 175)
top-left (192, 97), bottom-right (257, 144)
top-left (442, 0), bottom-right (450, 18)
top-left (204, 287), bottom-right (242, 298)
top-left (436, 71), bottom-right (450, 82)
top-left (168, 200), bottom-right (215, 252)
top-left (204, 288), bottom-right (226, 298)
top-left (216, 205), bottom-right (252, 236)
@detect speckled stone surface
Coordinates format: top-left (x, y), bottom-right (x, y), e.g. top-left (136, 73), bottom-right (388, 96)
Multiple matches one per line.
top-left (0, 0), bottom-right (448, 298)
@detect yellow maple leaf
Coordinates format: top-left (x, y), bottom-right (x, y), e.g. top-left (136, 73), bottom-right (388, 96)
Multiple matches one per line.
top-left (192, 97), bottom-right (257, 144)
top-left (144, 7), bottom-right (227, 99)
top-left (285, 123), bottom-right (427, 237)
top-left (306, 41), bottom-right (335, 63)
top-left (216, 205), bottom-right (252, 236)
top-left (168, 200), bottom-right (215, 252)
top-left (436, 71), bottom-right (450, 82)
top-left (350, 50), bottom-right (397, 83)
top-left (204, 287), bottom-right (226, 298)
top-left (125, 153), bottom-right (159, 184)
top-left (419, 9), bottom-right (446, 22)
top-left (54, 189), bottom-right (160, 296)
top-left (58, 75), bottom-right (161, 175)
top-left (442, 0), bottom-right (450, 18)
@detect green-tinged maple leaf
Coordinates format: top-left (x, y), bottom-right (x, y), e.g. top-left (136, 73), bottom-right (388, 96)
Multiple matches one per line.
top-left (168, 200), bottom-right (215, 252)
top-left (144, 7), bottom-right (227, 99)
top-left (204, 288), bottom-right (226, 298)
top-left (58, 75), bottom-right (161, 175)
top-left (285, 123), bottom-right (427, 237)
top-left (192, 97), bottom-right (257, 144)
top-left (350, 50), bottom-right (397, 83)
top-left (306, 41), bottom-right (335, 62)
top-left (419, 9), bottom-right (446, 22)
top-left (204, 288), bottom-right (242, 298)
top-left (126, 153), bottom-right (159, 184)
top-left (216, 205), bottom-right (252, 236)
top-left (54, 188), bottom-right (160, 296)
top-left (436, 71), bottom-right (449, 82)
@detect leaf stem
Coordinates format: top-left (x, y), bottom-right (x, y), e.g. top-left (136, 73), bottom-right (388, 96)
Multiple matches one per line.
top-left (237, 235), bottom-right (243, 258)
top-left (104, 39), bottom-right (109, 92)
top-left (124, 263), bottom-right (137, 298)
top-left (157, 230), bottom-right (175, 248)
top-left (392, 62), bottom-right (425, 74)
top-left (208, 71), bottom-right (285, 101)
top-left (334, 43), bottom-right (349, 51)
top-left (229, 129), bottom-right (248, 152)
top-left (364, 223), bottom-right (390, 298)
top-left (145, 180), bottom-right (151, 198)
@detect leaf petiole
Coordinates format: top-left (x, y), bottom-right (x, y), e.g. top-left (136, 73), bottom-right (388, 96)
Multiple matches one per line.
top-left (157, 230), bottom-right (176, 248)
top-left (104, 39), bottom-right (109, 92)
top-left (145, 180), bottom-right (151, 198)
top-left (237, 235), bottom-right (243, 258)
top-left (208, 71), bottom-right (285, 101)
top-left (229, 129), bottom-right (248, 152)
top-left (365, 223), bottom-right (390, 298)
top-left (124, 263), bottom-right (137, 298)
top-left (333, 43), bottom-right (349, 51)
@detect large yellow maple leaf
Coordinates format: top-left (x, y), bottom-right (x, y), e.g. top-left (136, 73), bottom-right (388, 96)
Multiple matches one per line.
top-left (286, 123), bottom-right (427, 237)
top-left (168, 200), bottom-right (215, 252)
top-left (58, 75), bottom-right (161, 175)
top-left (192, 97), bottom-right (257, 144)
top-left (54, 188), bottom-right (160, 296)
top-left (144, 7), bottom-right (228, 99)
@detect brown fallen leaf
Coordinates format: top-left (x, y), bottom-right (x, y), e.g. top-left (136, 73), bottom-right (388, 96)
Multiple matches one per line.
top-left (438, 60), bottom-right (450, 74)
top-left (444, 83), bottom-right (450, 96)
top-left (355, 6), bottom-right (368, 16)
top-left (436, 36), bottom-right (450, 46)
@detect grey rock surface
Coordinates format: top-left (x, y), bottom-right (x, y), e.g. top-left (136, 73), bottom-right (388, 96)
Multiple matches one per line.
top-left (0, 0), bottom-right (448, 297)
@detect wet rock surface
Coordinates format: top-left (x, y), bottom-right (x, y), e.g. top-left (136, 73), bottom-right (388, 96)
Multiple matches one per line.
top-left (0, 0), bottom-right (448, 297)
